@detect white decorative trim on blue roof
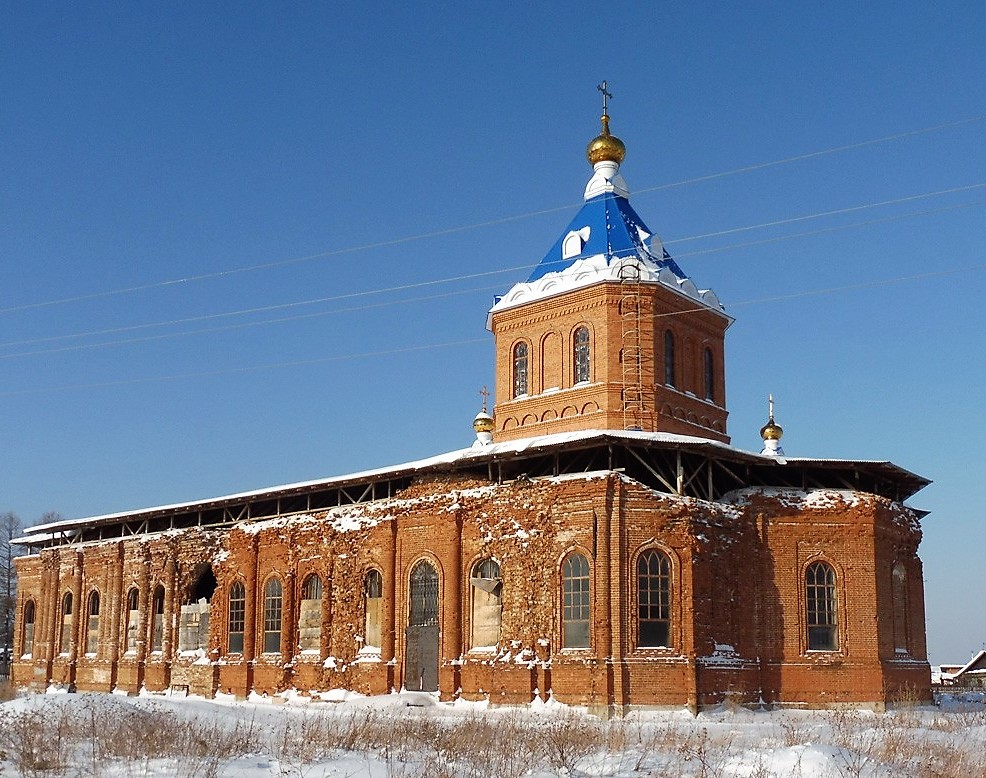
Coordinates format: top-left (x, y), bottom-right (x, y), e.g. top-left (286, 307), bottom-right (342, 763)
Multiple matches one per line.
top-left (489, 151), bottom-right (729, 327)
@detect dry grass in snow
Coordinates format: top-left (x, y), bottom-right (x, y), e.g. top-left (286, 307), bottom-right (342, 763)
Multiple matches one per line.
top-left (0, 688), bottom-right (984, 777)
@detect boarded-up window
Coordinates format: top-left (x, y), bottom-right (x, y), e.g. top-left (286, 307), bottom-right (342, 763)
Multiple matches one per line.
top-left (151, 586), bottom-right (165, 653)
top-left (228, 582), bottom-right (245, 654)
top-left (562, 553), bottom-right (591, 649)
top-left (892, 563), bottom-right (908, 652)
top-left (179, 600), bottom-right (210, 652)
top-left (22, 600), bottom-right (36, 658)
top-left (59, 592), bottom-right (73, 654)
top-left (263, 578), bottom-right (283, 654)
top-left (125, 588), bottom-right (139, 653)
top-left (470, 558), bottom-right (501, 649)
top-left (298, 573), bottom-right (323, 652)
top-left (364, 569), bottom-right (383, 649)
top-left (86, 591), bottom-right (100, 655)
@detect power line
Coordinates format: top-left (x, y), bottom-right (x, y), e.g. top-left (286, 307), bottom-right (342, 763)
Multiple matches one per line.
top-left (2, 261), bottom-right (983, 398)
top-left (0, 339), bottom-right (490, 397)
top-left (2, 183), bottom-right (983, 356)
top-left (2, 113), bottom-right (983, 317)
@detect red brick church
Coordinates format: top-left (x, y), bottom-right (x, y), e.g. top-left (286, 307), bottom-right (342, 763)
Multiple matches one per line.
top-left (12, 98), bottom-right (931, 713)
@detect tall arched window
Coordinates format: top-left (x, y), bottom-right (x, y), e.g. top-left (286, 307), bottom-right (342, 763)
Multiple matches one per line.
top-left (59, 592), bottom-right (73, 655)
top-left (637, 550), bottom-right (672, 648)
top-left (364, 569), bottom-right (383, 648)
top-left (151, 585), bottom-right (165, 653)
top-left (562, 553), bottom-right (591, 649)
top-left (409, 562), bottom-right (439, 627)
top-left (892, 563), bottom-right (909, 652)
top-left (298, 573), bottom-right (322, 652)
top-left (806, 561), bottom-right (838, 651)
top-left (470, 558), bottom-right (502, 649)
top-left (227, 581), bottom-right (246, 654)
top-left (703, 347), bottom-right (715, 402)
top-left (573, 326), bottom-right (590, 384)
top-left (22, 600), bottom-right (36, 657)
top-left (664, 330), bottom-right (676, 388)
top-left (86, 591), bottom-right (100, 655)
top-left (125, 588), bottom-right (139, 653)
top-left (513, 342), bottom-right (529, 398)
top-left (263, 577), bottom-right (283, 654)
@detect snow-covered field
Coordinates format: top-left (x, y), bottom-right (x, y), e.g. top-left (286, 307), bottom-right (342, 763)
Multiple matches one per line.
top-left (1, 688), bottom-right (984, 777)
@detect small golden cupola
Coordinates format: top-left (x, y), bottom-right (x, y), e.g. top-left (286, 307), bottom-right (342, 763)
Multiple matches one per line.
top-left (760, 394), bottom-right (785, 457)
top-left (472, 386), bottom-right (494, 447)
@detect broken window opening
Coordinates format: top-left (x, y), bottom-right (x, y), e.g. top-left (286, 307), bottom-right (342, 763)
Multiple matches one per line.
top-left (470, 558), bottom-right (502, 650)
top-left (298, 573), bottom-right (323, 652)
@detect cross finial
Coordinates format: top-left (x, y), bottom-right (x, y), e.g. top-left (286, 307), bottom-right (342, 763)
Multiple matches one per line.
top-left (597, 80), bottom-right (613, 115)
top-left (768, 394), bottom-right (775, 421)
top-left (480, 385), bottom-right (490, 413)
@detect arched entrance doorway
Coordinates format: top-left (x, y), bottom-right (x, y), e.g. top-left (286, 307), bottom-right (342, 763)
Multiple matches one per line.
top-left (405, 560), bottom-right (440, 692)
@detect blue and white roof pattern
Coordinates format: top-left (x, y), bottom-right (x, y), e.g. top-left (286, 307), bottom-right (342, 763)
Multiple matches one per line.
top-left (489, 153), bottom-right (728, 325)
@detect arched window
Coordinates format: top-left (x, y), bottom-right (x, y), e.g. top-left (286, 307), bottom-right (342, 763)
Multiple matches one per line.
top-left (298, 573), bottom-right (322, 651)
top-left (125, 588), bottom-right (140, 653)
top-left (573, 326), bottom-right (590, 384)
top-left (409, 562), bottom-right (439, 628)
top-left (892, 563), bottom-right (908, 652)
top-left (151, 585), bottom-right (165, 653)
top-left (703, 347), bottom-right (715, 402)
top-left (227, 581), bottom-right (245, 654)
top-left (362, 569), bottom-right (383, 649)
top-left (664, 330), bottom-right (676, 388)
top-left (263, 577), bottom-right (283, 654)
top-left (562, 553), bottom-right (591, 649)
top-left (470, 558), bottom-right (502, 649)
top-left (59, 592), bottom-right (73, 655)
top-left (86, 591), bottom-right (100, 655)
top-left (637, 550), bottom-right (672, 648)
top-left (22, 600), bottom-right (36, 657)
top-left (512, 342), bottom-right (529, 398)
top-left (806, 562), bottom-right (838, 651)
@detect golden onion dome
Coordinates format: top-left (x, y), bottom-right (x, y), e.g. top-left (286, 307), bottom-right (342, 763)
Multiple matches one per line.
top-left (760, 418), bottom-right (784, 441)
top-left (473, 411), bottom-right (494, 434)
top-left (586, 114), bottom-right (626, 166)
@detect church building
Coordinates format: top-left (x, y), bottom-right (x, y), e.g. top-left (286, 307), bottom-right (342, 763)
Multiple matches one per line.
top-left (11, 97), bottom-right (931, 713)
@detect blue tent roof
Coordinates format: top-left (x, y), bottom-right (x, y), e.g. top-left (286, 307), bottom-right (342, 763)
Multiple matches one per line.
top-left (527, 192), bottom-right (687, 282)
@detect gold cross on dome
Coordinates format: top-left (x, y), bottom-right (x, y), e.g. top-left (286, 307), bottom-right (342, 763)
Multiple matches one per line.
top-left (480, 385), bottom-right (490, 412)
top-left (597, 80), bottom-right (613, 114)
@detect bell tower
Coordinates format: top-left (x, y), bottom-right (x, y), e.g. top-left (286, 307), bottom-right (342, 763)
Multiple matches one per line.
top-left (488, 88), bottom-right (732, 443)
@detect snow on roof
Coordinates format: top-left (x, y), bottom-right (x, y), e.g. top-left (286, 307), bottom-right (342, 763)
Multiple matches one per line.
top-left (487, 182), bottom-right (728, 327)
top-left (21, 428), bottom-right (927, 539)
top-left (941, 650), bottom-right (986, 681)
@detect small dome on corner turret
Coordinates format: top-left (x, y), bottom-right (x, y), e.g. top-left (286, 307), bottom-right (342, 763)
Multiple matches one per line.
top-left (760, 395), bottom-right (785, 457)
top-left (760, 418), bottom-right (783, 441)
top-left (473, 410), bottom-right (493, 435)
top-left (472, 387), bottom-right (494, 447)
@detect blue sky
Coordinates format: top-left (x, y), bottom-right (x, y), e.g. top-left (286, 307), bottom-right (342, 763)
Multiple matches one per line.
top-left (2, 3), bottom-right (983, 664)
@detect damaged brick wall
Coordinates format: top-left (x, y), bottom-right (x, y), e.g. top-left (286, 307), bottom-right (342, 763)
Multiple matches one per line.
top-left (11, 473), bottom-right (929, 711)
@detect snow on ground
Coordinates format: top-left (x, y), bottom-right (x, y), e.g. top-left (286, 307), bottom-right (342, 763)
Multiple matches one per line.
top-left (1, 688), bottom-right (985, 777)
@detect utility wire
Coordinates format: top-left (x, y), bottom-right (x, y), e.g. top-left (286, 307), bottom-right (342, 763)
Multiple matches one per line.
top-left (2, 113), bottom-right (983, 317)
top-left (2, 260), bottom-right (983, 397)
top-left (0, 339), bottom-right (490, 397)
top-left (2, 183), bottom-right (983, 355)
